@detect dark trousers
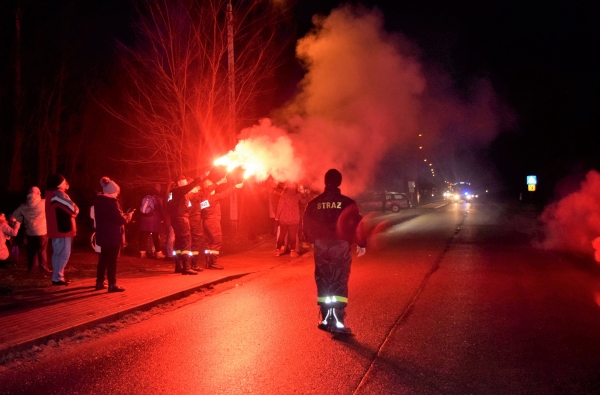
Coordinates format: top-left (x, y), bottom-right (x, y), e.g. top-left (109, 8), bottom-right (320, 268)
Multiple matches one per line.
top-left (26, 234), bottom-right (49, 271)
top-left (277, 223), bottom-right (298, 251)
top-left (96, 245), bottom-right (121, 285)
top-left (314, 239), bottom-right (352, 307)
top-left (202, 217), bottom-right (222, 252)
top-left (139, 231), bottom-right (160, 254)
top-left (172, 216), bottom-right (191, 253)
top-left (190, 215), bottom-right (203, 254)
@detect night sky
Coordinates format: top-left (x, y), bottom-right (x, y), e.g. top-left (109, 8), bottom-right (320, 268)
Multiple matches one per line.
top-left (1, 0), bottom-right (599, 203)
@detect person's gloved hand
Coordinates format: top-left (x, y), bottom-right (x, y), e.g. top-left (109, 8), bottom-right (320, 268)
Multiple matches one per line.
top-left (356, 246), bottom-right (366, 257)
top-left (235, 181), bottom-right (244, 188)
top-left (217, 177), bottom-right (227, 185)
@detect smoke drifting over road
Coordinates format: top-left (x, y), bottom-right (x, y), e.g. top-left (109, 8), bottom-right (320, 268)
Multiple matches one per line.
top-left (540, 170), bottom-right (600, 261)
top-left (232, 5), bottom-right (509, 193)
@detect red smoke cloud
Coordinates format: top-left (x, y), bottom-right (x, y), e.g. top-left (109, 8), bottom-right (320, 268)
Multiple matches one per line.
top-left (230, 5), bottom-right (510, 194)
top-left (540, 170), bottom-right (600, 260)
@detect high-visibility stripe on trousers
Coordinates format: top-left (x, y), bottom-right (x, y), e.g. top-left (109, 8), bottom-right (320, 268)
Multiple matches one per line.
top-left (314, 239), bottom-right (352, 308)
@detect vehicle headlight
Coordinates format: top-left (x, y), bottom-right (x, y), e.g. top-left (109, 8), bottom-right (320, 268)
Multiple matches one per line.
top-left (454, 194), bottom-right (459, 200)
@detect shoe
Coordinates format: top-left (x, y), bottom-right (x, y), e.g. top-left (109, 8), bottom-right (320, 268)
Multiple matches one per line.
top-left (95, 282), bottom-right (106, 290)
top-left (207, 263), bottom-right (224, 270)
top-left (290, 251), bottom-right (299, 258)
top-left (139, 251), bottom-right (146, 258)
top-left (156, 251), bottom-right (165, 259)
top-left (181, 269), bottom-right (198, 275)
top-left (274, 249), bottom-right (281, 257)
top-left (107, 285), bottom-right (125, 292)
top-left (52, 280), bottom-right (71, 286)
top-left (40, 267), bottom-right (52, 274)
top-left (330, 326), bottom-right (353, 334)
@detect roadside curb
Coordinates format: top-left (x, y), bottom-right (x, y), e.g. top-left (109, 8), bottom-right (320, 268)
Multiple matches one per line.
top-left (0, 273), bottom-right (254, 359)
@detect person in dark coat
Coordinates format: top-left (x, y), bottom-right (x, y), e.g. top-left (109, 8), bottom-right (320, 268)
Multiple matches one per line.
top-left (303, 169), bottom-right (366, 334)
top-left (138, 183), bottom-right (165, 259)
top-left (93, 177), bottom-right (133, 292)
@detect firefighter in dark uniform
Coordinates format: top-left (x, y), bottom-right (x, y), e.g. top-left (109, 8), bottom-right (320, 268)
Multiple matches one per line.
top-left (169, 175), bottom-right (203, 275)
top-left (199, 177), bottom-right (243, 269)
top-left (302, 169), bottom-right (366, 334)
top-left (188, 190), bottom-right (203, 272)
top-left (189, 176), bottom-right (227, 271)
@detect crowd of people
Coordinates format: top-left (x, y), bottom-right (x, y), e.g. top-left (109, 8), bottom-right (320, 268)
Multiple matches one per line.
top-left (2, 168), bottom-right (367, 334)
top-left (0, 171), bottom-right (248, 290)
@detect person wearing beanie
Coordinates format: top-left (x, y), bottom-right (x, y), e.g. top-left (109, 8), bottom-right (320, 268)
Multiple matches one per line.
top-left (302, 168), bottom-right (367, 334)
top-left (12, 186), bottom-right (51, 273)
top-left (45, 173), bottom-right (79, 286)
top-left (92, 177), bottom-right (133, 292)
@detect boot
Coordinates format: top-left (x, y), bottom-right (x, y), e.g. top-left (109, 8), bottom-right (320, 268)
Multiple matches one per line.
top-left (317, 306), bottom-right (332, 331)
top-left (191, 256), bottom-right (203, 272)
top-left (206, 254), bottom-right (223, 270)
top-left (330, 307), bottom-right (351, 334)
top-left (181, 255), bottom-right (198, 275)
top-left (174, 254), bottom-right (183, 274)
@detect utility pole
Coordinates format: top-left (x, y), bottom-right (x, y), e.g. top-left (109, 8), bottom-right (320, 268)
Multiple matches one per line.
top-left (227, 0), bottom-right (238, 230)
top-left (227, 0), bottom-right (236, 147)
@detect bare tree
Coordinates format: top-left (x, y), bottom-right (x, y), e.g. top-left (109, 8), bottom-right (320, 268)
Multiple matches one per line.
top-left (8, 1), bottom-right (23, 192)
top-left (104, 0), bottom-right (288, 185)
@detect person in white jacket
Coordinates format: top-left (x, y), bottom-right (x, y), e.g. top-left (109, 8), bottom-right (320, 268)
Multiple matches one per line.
top-left (12, 186), bottom-right (51, 273)
top-left (0, 212), bottom-right (20, 262)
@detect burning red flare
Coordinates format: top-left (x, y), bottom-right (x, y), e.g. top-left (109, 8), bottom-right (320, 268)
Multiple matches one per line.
top-left (213, 123), bottom-right (303, 182)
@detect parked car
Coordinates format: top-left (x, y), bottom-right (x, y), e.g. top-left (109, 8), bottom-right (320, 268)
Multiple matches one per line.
top-left (355, 191), bottom-right (411, 213)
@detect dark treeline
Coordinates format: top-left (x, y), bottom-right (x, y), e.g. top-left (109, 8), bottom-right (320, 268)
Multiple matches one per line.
top-left (0, 0), bottom-right (293, 231)
top-left (0, 0), bottom-right (136, 205)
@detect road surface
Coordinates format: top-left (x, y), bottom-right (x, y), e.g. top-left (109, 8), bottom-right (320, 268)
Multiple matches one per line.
top-left (1, 199), bottom-right (600, 394)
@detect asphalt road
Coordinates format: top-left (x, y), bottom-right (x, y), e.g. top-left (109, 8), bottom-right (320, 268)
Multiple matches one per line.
top-left (1, 200), bottom-right (600, 394)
